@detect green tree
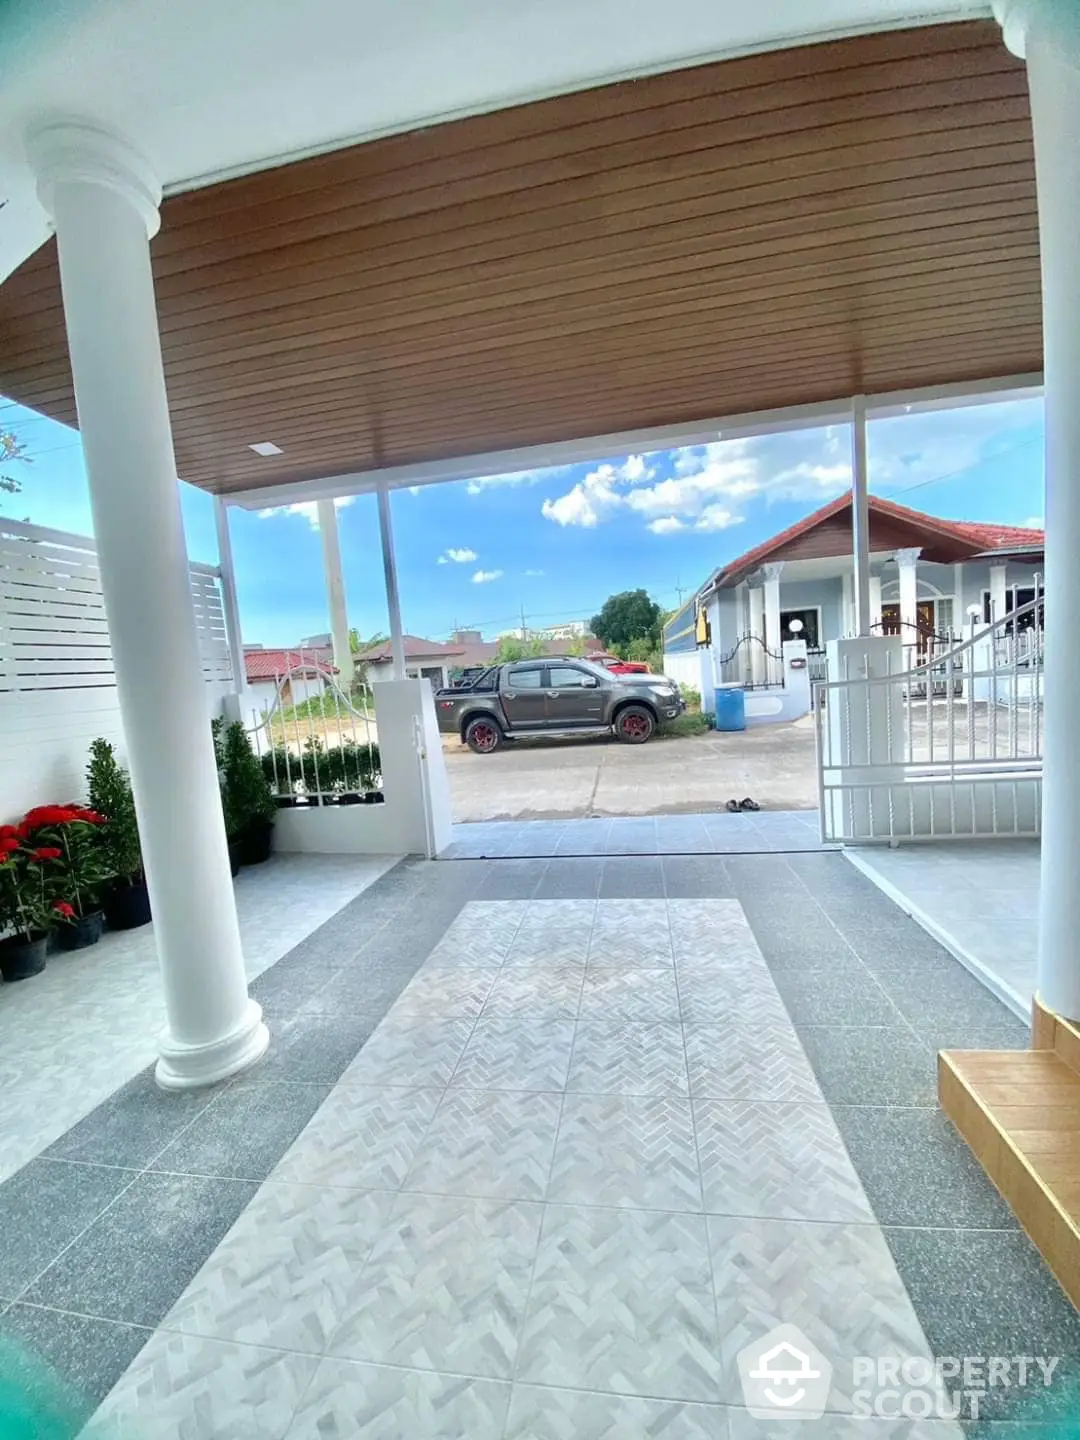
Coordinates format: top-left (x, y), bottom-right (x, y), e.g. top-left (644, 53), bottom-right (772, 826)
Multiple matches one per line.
top-left (590, 589), bottom-right (663, 653)
top-left (1, 429), bottom-right (28, 502)
top-left (86, 738), bottom-right (143, 882)
top-left (348, 628), bottom-right (389, 696)
top-left (494, 635), bottom-right (548, 662)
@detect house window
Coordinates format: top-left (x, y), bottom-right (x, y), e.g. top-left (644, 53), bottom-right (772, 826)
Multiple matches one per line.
top-left (982, 586), bottom-right (1044, 631)
top-left (780, 608), bottom-right (820, 648)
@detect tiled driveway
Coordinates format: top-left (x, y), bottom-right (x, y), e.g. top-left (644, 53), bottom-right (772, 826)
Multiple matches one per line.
top-left (1, 846), bottom-right (1078, 1437)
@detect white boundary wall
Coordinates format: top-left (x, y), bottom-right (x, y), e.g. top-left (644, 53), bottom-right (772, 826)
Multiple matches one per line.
top-left (0, 520), bottom-right (231, 817)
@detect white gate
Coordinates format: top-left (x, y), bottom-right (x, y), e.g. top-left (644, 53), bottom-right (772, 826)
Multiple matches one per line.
top-left (815, 598), bottom-right (1043, 843)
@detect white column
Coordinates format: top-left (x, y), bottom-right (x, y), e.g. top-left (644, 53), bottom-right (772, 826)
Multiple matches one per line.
top-left (896, 547), bottom-right (921, 639)
top-left (29, 123), bottom-right (267, 1088)
top-left (995, 0), bottom-right (1080, 1016)
top-left (762, 562), bottom-right (783, 685)
top-left (869, 574), bottom-right (883, 632)
top-left (213, 496), bottom-right (246, 693)
top-left (850, 395), bottom-right (872, 635)
top-left (748, 584), bottom-right (765, 685)
top-left (989, 561), bottom-right (1009, 624)
top-left (840, 570), bottom-right (854, 636)
top-left (377, 483), bottom-right (406, 681)
top-left (317, 498), bottom-right (352, 687)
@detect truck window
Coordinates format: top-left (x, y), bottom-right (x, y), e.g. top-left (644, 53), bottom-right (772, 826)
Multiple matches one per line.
top-left (506, 666), bottom-right (544, 689)
top-left (548, 665), bottom-right (591, 688)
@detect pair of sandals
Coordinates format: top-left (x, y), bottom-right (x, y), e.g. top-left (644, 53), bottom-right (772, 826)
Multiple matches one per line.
top-left (725, 797), bottom-right (760, 813)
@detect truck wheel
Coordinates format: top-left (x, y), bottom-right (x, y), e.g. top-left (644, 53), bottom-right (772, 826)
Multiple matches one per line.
top-left (614, 705), bottom-right (656, 744)
top-left (465, 717), bottom-right (504, 754)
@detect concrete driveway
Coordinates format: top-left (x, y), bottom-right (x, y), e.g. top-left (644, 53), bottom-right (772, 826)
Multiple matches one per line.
top-left (444, 717), bottom-right (818, 821)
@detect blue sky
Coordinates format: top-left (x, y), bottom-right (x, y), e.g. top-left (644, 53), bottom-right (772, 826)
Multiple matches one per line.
top-left (0, 395), bottom-right (1046, 645)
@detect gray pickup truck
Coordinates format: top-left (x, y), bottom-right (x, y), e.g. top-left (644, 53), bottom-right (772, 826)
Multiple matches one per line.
top-left (436, 658), bottom-right (683, 753)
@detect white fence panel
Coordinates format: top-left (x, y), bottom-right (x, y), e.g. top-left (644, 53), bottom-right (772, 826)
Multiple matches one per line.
top-left (0, 520), bottom-right (232, 818)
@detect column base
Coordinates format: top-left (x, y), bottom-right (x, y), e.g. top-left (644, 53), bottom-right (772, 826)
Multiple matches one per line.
top-left (155, 999), bottom-right (270, 1091)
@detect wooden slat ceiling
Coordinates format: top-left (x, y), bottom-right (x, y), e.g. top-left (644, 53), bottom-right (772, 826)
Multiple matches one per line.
top-left (0, 19), bottom-right (1041, 496)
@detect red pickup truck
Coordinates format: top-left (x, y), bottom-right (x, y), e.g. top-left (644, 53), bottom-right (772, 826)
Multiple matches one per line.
top-left (587, 651), bottom-right (649, 675)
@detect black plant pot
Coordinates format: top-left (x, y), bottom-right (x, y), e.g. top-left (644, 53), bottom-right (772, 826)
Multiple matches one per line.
top-left (338, 792), bottom-right (362, 806)
top-left (0, 932), bottom-right (47, 981)
top-left (56, 910), bottom-right (105, 951)
top-left (275, 795), bottom-right (299, 809)
top-left (228, 840), bottom-right (243, 876)
top-left (104, 878), bottom-right (152, 931)
top-left (239, 821), bottom-right (274, 866)
top-left (370, 790), bottom-right (385, 804)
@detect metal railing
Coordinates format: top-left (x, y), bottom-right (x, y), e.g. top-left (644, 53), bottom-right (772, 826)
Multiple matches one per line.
top-left (245, 647), bottom-right (383, 803)
top-left (815, 599), bottom-right (1043, 843)
top-left (717, 633), bottom-right (785, 689)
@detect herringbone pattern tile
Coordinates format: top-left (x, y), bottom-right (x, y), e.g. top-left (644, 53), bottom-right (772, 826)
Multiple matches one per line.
top-left (163, 1182), bottom-right (391, 1352)
top-left (517, 1204), bottom-right (721, 1400)
top-left (579, 966), bottom-right (681, 1020)
top-left (677, 972), bottom-right (789, 1025)
top-left (95, 1333), bottom-right (317, 1440)
top-left (588, 913), bottom-right (674, 967)
top-left (403, 1089), bottom-right (561, 1201)
top-left (451, 1020), bottom-right (576, 1091)
top-left (272, 1086), bottom-right (442, 1190)
top-left (330, 1193), bottom-right (543, 1378)
top-left (683, 1022), bottom-right (820, 1102)
top-left (285, 1359), bottom-right (510, 1439)
top-left (481, 964), bottom-right (585, 1020)
top-left (693, 1101), bottom-right (874, 1222)
top-left (708, 1215), bottom-right (934, 1411)
top-left (548, 1094), bottom-right (701, 1211)
top-left (393, 969), bottom-right (496, 1019)
top-left (505, 1385), bottom-right (726, 1438)
top-left (567, 1021), bottom-right (689, 1095)
top-left (340, 1018), bottom-right (473, 1088)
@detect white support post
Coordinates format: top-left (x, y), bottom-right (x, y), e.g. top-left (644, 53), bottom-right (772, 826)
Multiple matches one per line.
top-left (989, 561), bottom-right (1009, 623)
top-left (896, 547), bottom-right (922, 640)
top-left (213, 496), bottom-right (246, 693)
top-left (28, 122), bottom-right (267, 1088)
top-left (869, 574), bottom-right (883, 632)
top-left (748, 584), bottom-right (766, 686)
top-left (841, 570), bottom-right (854, 637)
top-left (377, 483), bottom-right (406, 681)
top-left (851, 394), bottom-right (872, 636)
top-left (995, 0), bottom-right (1080, 1017)
top-left (762, 562), bottom-right (783, 685)
top-left (317, 497), bottom-right (352, 687)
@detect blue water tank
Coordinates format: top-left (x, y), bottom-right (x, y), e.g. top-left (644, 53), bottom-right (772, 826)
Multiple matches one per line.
top-left (714, 687), bottom-right (747, 732)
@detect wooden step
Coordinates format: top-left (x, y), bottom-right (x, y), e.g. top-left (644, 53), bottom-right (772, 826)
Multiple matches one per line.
top-left (1032, 995), bottom-right (1080, 1077)
top-left (939, 1044), bottom-right (1080, 1310)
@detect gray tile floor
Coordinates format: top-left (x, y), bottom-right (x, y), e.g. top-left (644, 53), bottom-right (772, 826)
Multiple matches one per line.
top-left (444, 809), bottom-right (829, 858)
top-left (0, 849), bottom-right (1077, 1438)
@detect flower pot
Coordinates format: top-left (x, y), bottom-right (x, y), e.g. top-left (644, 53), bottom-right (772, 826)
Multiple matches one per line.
top-left (370, 790), bottom-right (385, 805)
top-left (275, 795), bottom-right (299, 809)
top-left (104, 878), bottom-right (152, 931)
top-left (0, 932), bottom-right (48, 982)
top-left (239, 821), bottom-right (274, 866)
top-left (338, 792), bottom-right (362, 806)
top-left (228, 840), bottom-right (243, 876)
top-left (56, 910), bottom-right (105, 951)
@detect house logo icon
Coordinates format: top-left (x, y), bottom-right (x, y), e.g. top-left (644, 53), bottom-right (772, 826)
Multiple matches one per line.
top-left (736, 1324), bottom-right (833, 1420)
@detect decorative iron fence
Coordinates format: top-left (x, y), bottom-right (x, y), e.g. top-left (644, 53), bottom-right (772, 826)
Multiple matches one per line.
top-left (717, 633), bottom-right (784, 689)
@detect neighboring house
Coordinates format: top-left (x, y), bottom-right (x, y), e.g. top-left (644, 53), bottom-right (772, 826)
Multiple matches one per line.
top-left (663, 496), bottom-right (1045, 687)
top-left (242, 645), bottom-right (336, 723)
top-left (356, 635), bottom-right (466, 690)
top-left (446, 631), bottom-right (602, 671)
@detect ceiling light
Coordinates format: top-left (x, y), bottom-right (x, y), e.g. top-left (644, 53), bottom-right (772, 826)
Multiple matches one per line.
top-left (248, 441), bottom-right (283, 456)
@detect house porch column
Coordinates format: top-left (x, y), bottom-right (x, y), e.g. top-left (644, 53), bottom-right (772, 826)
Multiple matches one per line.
top-left (377, 483), bottom-right (406, 681)
top-left (748, 584), bottom-right (766, 685)
top-left (996, 0), bottom-right (1080, 1016)
top-left (989, 561), bottom-right (1009, 624)
top-left (762, 563), bottom-right (783, 685)
top-left (869, 574), bottom-right (883, 632)
top-left (896, 548), bottom-right (922, 641)
top-left (28, 122), bottom-right (267, 1087)
top-left (317, 498), bottom-right (353, 687)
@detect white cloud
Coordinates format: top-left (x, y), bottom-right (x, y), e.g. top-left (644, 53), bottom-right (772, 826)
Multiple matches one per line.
top-left (695, 504), bottom-right (743, 532)
top-left (256, 495), bottom-right (355, 528)
top-left (465, 464), bottom-right (576, 496)
top-left (648, 516), bottom-right (685, 534)
top-left (408, 486), bottom-right (422, 496)
top-left (524, 568), bottom-right (545, 576)
top-left (472, 568), bottom-right (503, 584)
top-left (438, 547), bottom-right (477, 564)
top-left (437, 555), bottom-right (448, 565)
top-left (541, 463), bottom-right (624, 527)
top-left (1022, 515), bottom-right (1044, 529)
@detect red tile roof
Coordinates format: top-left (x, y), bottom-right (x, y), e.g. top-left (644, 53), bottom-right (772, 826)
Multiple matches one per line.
top-left (356, 634), bottom-right (466, 663)
top-left (244, 647), bottom-right (336, 682)
top-left (712, 496), bottom-right (1044, 588)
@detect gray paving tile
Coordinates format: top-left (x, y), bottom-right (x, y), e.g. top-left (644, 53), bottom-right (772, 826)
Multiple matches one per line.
top-left (0, 1158), bottom-right (137, 1299)
top-left (832, 1105), bottom-right (1019, 1230)
top-left (286, 1358), bottom-right (510, 1438)
top-left (693, 1100), bottom-right (874, 1223)
top-left (330, 1193), bottom-right (543, 1379)
top-left (21, 1171), bottom-right (256, 1328)
top-left (795, 1026), bottom-right (938, 1106)
top-left (548, 1092), bottom-right (701, 1211)
top-left (772, 969), bottom-right (904, 1026)
top-left (599, 856), bottom-right (666, 897)
top-left (580, 965), bottom-right (681, 1021)
top-left (402, 1089), bottom-right (561, 1202)
top-left (44, 1070), bottom-right (219, 1170)
top-left (339, 1017), bottom-right (473, 1088)
top-left (884, 1228), bottom-right (1080, 1423)
top-left (481, 964), bottom-right (585, 1020)
top-left (505, 1384), bottom-right (727, 1437)
top-left (534, 858), bottom-right (605, 899)
top-left (683, 1022), bottom-right (820, 1102)
top-left (253, 1010), bottom-right (383, 1084)
top-left (0, 1302), bottom-right (151, 1426)
top-left (94, 1330), bottom-right (318, 1440)
top-left (567, 1020), bottom-right (690, 1095)
top-left (150, 1080), bottom-right (331, 1182)
top-left (517, 1204), bottom-right (721, 1401)
top-left (475, 861), bottom-right (547, 899)
top-left (662, 856), bottom-right (735, 899)
top-left (451, 1020), bottom-right (576, 1091)
top-left (727, 1413), bottom-right (962, 1437)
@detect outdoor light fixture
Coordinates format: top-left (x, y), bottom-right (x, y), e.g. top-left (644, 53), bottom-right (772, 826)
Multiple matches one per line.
top-left (248, 441), bottom-right (283, 456)
top-left (967, 604), bottom-right (982, 618)
top-left (788, 618), bottom-right (804, 633)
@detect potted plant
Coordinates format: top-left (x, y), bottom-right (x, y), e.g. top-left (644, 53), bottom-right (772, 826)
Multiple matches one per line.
top-left (87, 738), bottom-right (151, 930)
top-left (223, 720), bottom-right (276, 863)
top-left (211, 718), bottom-right (245, 873)
top-left (0, 826), bottom-right (66, 981)
top-left (21, 805), bottom-right (113, 950)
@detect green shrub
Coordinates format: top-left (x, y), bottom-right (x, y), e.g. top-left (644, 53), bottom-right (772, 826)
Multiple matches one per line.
top-left (86, 738), bottom-right (143, 881)
top-left (678, 684), bottom-right (702, 713)
top-left (260, 739), bottom-right (382, 796)
top-left (222, 721), bottom-right (276, 833)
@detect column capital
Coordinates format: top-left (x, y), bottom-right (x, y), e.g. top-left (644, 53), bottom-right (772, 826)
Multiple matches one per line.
top-left (26, 122), bottom-right (161, 238)
top-left (894, 547), bottom-right (922, 569)
top-left (761, 562), bottom-right (784, 582)
top-left (993, 0), bottom-right (1080, 62)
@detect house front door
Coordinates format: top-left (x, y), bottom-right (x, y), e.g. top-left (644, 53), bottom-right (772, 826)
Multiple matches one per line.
top-left (881, 601), bottom-right (936, 651)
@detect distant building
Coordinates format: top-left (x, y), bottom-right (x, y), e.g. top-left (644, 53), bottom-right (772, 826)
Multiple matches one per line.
top-left (353, 634), bottom-right (465, 689)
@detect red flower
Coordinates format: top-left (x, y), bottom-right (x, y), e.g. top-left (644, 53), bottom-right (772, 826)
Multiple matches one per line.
top-left (32, 847), bottom-right (62, 861)
top-left (22, 805), bottom-right (80, 830)
top-left (74, 809), bottom-right (106, 825)
top-left (0, 824), bottom-right (18, 840)
top-left (0, 852), bottom-right (11, 866)
top-left (52, 901), bottom-right (75, 918)
top-left (0, 837), bottom-right (20, 853)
